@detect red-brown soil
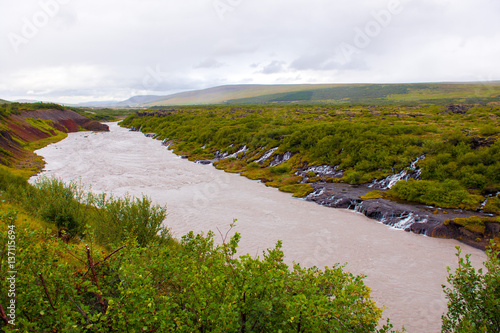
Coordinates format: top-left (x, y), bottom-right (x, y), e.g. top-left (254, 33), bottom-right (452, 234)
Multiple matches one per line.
top-left (0, 109), bottom-right (108, 169)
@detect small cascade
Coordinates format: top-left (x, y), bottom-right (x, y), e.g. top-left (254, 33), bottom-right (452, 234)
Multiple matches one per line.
top-left (144, 133), bottom-right (156, 138)
top-left (162, 139), bottom-right (176, 149)
top-left (369, 155), bottom-right (426, 189)
top-left (227, 145), bottom-right (248, 159)
top-left (214, 149), bottom-right (230, 159)
top-left (480, 192), bottom-right (499, 211)
top-left (305, 188), bottom-right (325, 200)
top-left (348, 200), bottom-right (363, 211)
top-left (270, 152), bottom-right (293, 167)
top-left (255, 147), bottom-right (279, 164)
top-left (296, 165), bottom-right (343, 179)
top-left (391, 213), bottom-right (416, 230)
top-left (480, 199), bottom-right (488, 210)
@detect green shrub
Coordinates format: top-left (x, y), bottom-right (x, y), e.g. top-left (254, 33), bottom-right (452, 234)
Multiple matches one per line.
top-left (0, 217), bottom-right (401, 332)
top-left (442, 245), bottom-right (500, 332)
top-left (90, 192), bottom-right (168, 247)
top-left (391, 179), bottom-right (483, 210)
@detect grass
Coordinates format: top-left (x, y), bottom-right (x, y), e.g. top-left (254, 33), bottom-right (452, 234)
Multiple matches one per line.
top-left (444, 216), bottom-right (500, 235)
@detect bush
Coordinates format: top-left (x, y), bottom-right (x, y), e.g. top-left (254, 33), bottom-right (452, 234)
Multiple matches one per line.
top-left (442, 244), bottom-right (500, 332)
top-left (1, 170), bottom-right (169, 246)
top-left (391, 179), bottom-right (484, 210)
top-left (0, 217), bottom-right (401, 332)
top-left (90, 193), bottom-right (168, 247)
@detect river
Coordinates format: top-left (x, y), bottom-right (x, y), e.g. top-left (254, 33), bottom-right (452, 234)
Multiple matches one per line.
top-left (32, 122), bottom-right (487, 332)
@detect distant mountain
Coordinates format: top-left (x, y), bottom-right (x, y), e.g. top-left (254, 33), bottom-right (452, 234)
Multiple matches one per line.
top-left (72, 101), bottom-right (119, 107)
top-left (0, 98), bottom-right (10, 103)
top-left (114, 95), bottom-right (163, 107)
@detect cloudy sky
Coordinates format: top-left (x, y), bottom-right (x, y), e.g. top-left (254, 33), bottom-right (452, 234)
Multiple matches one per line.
top-left (1, 0), bottom-right (499, 103)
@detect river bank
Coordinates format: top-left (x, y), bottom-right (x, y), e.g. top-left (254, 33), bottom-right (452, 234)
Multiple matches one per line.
top-left (32, 122), bottom-right (488, 332)
top-left (135, 125), bottom-right (499, 251)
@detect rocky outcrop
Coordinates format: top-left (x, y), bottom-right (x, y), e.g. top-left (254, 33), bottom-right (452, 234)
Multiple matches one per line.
top-left (0, 109), bottom-right (108, 169)
top-left (21, 109), bottom-right (109, 132)
top-left (305, 182), bottom-right (498, 250)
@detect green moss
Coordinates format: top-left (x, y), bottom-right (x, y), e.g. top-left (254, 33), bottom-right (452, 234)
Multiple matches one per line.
top-left (445, 216), bottom-right (500, 235)
top-left (278, 184), bottom-right (314, 197)
top-left (484, 196), bottom-right (500, 215)
top-left (215, 159), bottom-right (247, 173)
top-left (360, 191), bottom-right (385, 200)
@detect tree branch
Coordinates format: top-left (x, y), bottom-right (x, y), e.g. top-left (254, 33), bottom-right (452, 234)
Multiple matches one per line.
top-left (39, 273), bottom-right (56, 311)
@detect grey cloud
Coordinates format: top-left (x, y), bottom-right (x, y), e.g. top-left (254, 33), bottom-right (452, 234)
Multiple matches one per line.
top-left (0, 0), bottom-right (498, 103)
top-left (195, 58), bottom-right (225, 69)
top-left (260, 61), bottom-right (287, 74)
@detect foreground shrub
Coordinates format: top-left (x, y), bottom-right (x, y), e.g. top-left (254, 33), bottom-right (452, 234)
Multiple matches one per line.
top-left (0, 212), bottom-right (401, 332)
top-left (89, 192), bottom-right (168, 247)
top-left (1, 171), bottom-right (168, 247)
top-left (442, 244), bottom-right (500, 332)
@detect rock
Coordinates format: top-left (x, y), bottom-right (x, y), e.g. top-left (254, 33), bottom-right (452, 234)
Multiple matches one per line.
top-left (195, 160), bottom-right (213, 165)
top-left (446, 104), bottom-right (470, 114)
top-left (471, 136), bottom-right (495, 149)
top-left (81, 121), bottom-right (109, 132)
top-left (485, 222), bottom-right (500, 236)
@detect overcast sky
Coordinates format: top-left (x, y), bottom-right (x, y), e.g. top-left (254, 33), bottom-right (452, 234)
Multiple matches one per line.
top-left (1, 0), bottom-right (499, 103)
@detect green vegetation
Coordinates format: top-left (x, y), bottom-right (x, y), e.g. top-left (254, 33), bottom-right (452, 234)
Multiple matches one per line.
top-left (143, 83), bottom-right (500, 106)
top-left (0, 168), bottom-right (400, 332)
top-left (444, 216), bottom-right (500, 240)
top-left (0, 102), bottom-right (67, 118)
top-left (225, 83), bottom-right (500, 105)
top-left (442, 244), bottom-right (500, 332)
top-left (0, 97), bottom-right (498, 332)
top-left (73, 108), bottom-right (137, 122)
top-left (120, 104), bottom-right (500, 210)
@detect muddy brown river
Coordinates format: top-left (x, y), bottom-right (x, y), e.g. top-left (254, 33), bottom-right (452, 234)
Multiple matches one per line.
top-left (32, 122), bottom-right (487, 332)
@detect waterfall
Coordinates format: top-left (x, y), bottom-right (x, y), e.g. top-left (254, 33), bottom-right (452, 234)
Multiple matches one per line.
top-left (255, 147), bottom-right (279, 164)
top-left (369, 155), bottom-right (426, 189)
top-left (227, 145), bottom-right (248, 159)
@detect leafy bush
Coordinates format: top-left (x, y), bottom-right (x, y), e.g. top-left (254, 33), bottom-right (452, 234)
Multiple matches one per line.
top-left (0, 214), bottom-right (401, 332)
top-left (0, 170), bottom-right (168, 247)
top-left (89, 193), bottom-right (168, 247)
top-left (442, 245), bottom-right (500, 332)
top-left (391, 179), bottom-right (483, 210)
top-left (28, 177), bottom-right (88, 237)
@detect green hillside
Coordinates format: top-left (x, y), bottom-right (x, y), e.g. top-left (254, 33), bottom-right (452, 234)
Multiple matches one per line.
top-left (226, 83), bottom-right (500, 105)
top-left (147, 84), bottom-right (341, 106)
top-left (0, 98), bottom-right (10, 104)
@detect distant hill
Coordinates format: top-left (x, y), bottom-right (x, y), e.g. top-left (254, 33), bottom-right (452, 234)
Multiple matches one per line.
top-left (0, 98), bottom-right (10, 103)
top-left (136, 82), bottom-right (500, 106)
top-left (146, 84), bottom-right (340, 106)
top-left (114, 95), bottom-right (163, 107)
top-left (225, 83), bottom-right (500, 105)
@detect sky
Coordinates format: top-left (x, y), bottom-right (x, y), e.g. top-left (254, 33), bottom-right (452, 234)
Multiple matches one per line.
top-left (1, 0), bottom-right (499, 104)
